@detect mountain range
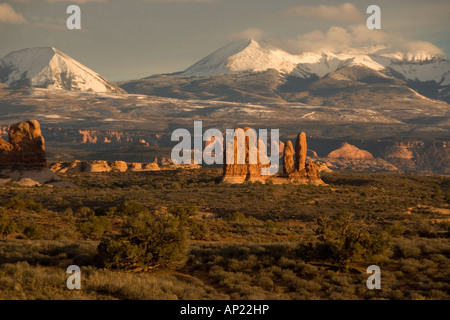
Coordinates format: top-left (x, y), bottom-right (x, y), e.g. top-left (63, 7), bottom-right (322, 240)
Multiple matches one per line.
top-left (0, 40), bottom-right (449, 105)
top-left (120, 39), bottom-right (450, 104)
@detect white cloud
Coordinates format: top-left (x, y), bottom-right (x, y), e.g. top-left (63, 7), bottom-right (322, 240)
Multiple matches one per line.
top-left (228, 28), bottom-right (264, 41)
top-left (283, 25), bottom-right (443, 57)
top-left (283, 3), bottom-right (362, 23)
top-left (0, 3), bottom-right (27, 24)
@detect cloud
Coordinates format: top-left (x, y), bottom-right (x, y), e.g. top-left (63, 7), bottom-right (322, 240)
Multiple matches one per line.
top-left (0, 3), bottom-right (28, 24)
top-left (228, 28), bottom-right (264, 41)
top-left (283, 25), bottom-right (443, 57)
top-left (282, 3), bottom-right (362, 23)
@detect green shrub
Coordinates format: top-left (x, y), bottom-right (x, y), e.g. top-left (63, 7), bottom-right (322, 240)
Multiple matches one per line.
top-left (168, 204), bottom-right (198, 221)
top-left (77, 216), bottom-right (111, 239)
top-left (115, 200), bottom-right (149, 217)
top-left (23, 225), bottom-right (43, 239)
top-left (189, 219), bottom-right (209, 240)
top-left (77, 207), bottom-right (94, 217)
top-left (297, 212), bottom-right (392, 270)
top-left (0, 207), bottom-right (17, 238)
top-left (97, 212), bottom-right (188, 271)
top-left (5, 197), bottom-right (43, 213)
top-left (223, 211), bottom-right (255, 223)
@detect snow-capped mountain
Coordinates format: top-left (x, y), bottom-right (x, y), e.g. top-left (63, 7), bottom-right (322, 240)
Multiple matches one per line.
top-left (182, 39), bottom-right (304, 76)
top-left (0, 47), bottom-right (124, 93)
top-left (178, 39), bottom-right (450, 102)
top-left (183, 39), bottom-right (447, 80)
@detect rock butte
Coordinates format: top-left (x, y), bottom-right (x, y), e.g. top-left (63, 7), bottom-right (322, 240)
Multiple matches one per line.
top-left (0, 120), bottom-right (70, 186)
top-left (222, 128), bottom-right (324, 185)
top-left (0, 120), bottom-right (46, 168)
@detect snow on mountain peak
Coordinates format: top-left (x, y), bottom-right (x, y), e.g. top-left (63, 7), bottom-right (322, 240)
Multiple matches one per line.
top-left (0, 47), bottom-right (123, 93)
top-left (182, 39), bottom-right (303, 76)
top-left (181, 39), bottom-right (448, 82)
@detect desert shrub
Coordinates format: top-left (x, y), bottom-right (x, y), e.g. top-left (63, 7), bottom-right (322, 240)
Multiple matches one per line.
top-left (23, 225), bottom-right (43, 239)
top-left (189, 219), bottom-right (208, 240)
top-left (77, 207), bottom-right (94, 217)
top-left (264, 220), bottom-right (281, 229)
top-left (392, 240), bottom-right (422, 259)
top-left (115, 200), bottom-right (149, 217)
top-left (97, 212), bottom-right (188, 271)
top-left (223, 211), bottom-right (257, 223)
top-left (77, 216), bottom-right (111, 239)
top-left (5, 197), bottom-right (43, 213)
top-left (0, 208), bottom-right (17, 238)
top-left (168, 204), bottom-right (198, 221)
top-left (297, 212), bottom-right (392, 270)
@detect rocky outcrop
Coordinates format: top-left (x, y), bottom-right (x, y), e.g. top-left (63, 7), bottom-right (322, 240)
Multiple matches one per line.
top-left (0, 120), bottom-right (72, 187)
top-left (143, 163), bottom-right (160, 171)
top-left (0, 120), bottom-right (46, 168)
top-left (109, 161), bottom-right (128, 172)
top-left (49, 160), bottom-right (195, 173)
top-left (128, 162), bottom-right (143, 171)
top-left (222, 128), bottom-right (324, 185)
top-left (84, 161), bottom-right (111, 173)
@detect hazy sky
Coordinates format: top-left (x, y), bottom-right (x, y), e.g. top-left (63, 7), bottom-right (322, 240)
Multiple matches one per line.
top-left (1, 0), bottom-right (449, 81)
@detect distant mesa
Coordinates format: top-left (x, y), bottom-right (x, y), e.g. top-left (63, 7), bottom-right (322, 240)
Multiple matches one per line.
top-left (327, 142), bottom-right (375, 160)
top-left (319, 142), bottom-right (398, 173)
top-left (221, 128), bottom-right (324, 185)
top-left (0, 47), bottom-right (124, 93)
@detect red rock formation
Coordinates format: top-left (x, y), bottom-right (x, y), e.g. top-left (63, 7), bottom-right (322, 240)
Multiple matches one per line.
top-left (283, 140), bottom-right (294, 174)
top-left (295, 132), bottom-right (307, 171)
top-left (0, 120), bottom-right (46, 168)
top-left (222, 127), bottom-right (264, 183)
top-left (222, 128), bottom-right (324, 185)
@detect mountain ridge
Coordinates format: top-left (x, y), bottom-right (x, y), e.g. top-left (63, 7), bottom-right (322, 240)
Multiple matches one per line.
top-left (120, 38), bottom-right (450, 104)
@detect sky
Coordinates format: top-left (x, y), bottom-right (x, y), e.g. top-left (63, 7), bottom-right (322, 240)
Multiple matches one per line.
top-left (0, 0), bottom-right (449, 81)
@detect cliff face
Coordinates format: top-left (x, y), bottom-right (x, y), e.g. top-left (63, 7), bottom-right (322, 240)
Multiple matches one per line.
top-left (305, 139), bottom-right (449, 174)
top-left (13, 127), bottom-right (172, 146)
top-left (382, 141), bottom-right (449, 174)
